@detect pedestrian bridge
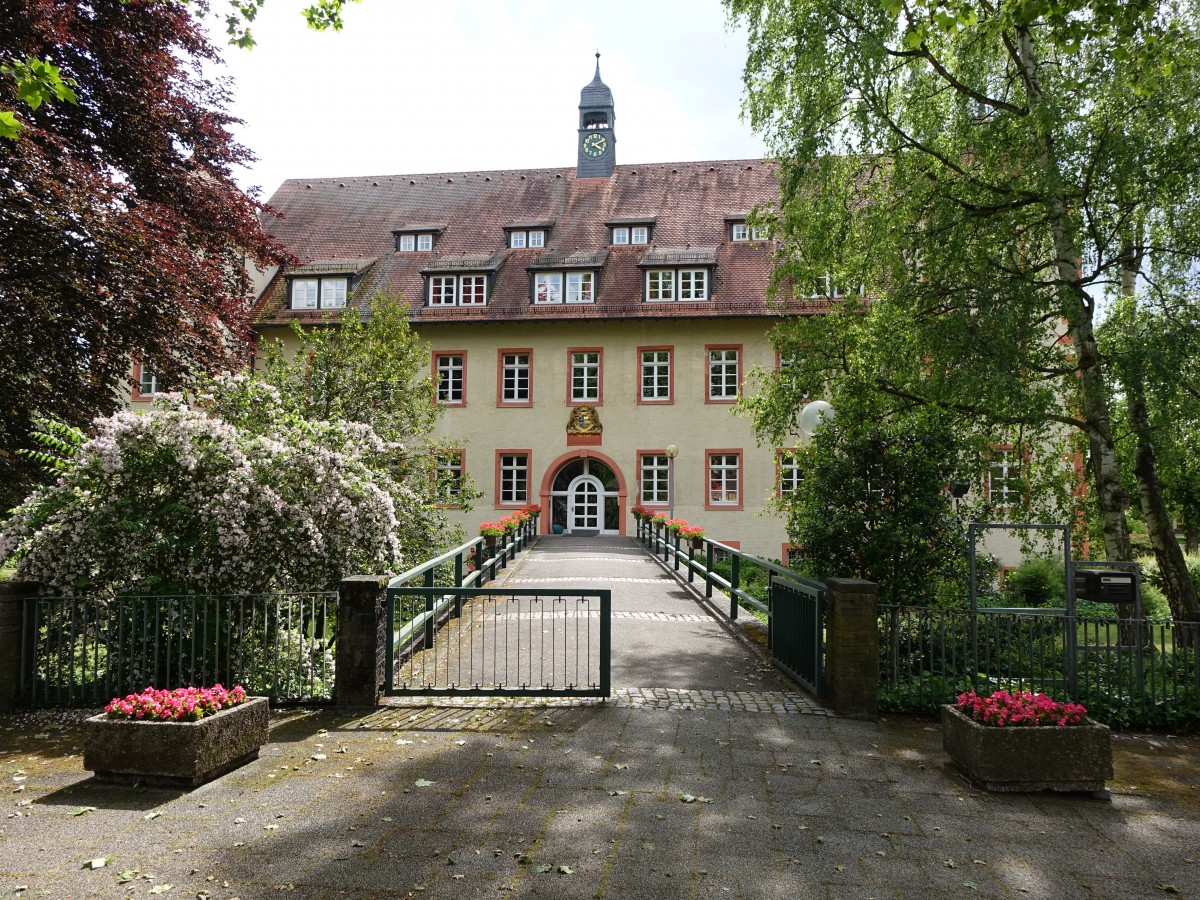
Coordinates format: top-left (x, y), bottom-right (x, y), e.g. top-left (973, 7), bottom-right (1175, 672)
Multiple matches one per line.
top-left (385, 533), bottom-right (830, 715)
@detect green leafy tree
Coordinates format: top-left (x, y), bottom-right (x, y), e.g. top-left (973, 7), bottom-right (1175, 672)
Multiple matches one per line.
top-left (253, 292), bottom-right (478, 518)
top-left (777, 402), bottom-right (980, 606)
top-left (727, 0), bottom-right (1200, 621)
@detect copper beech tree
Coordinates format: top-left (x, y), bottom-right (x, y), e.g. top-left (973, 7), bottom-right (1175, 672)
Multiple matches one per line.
top-left (0, 0), bottom-right (284, 511)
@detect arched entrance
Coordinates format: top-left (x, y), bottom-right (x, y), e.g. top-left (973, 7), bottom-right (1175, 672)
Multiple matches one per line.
top-left (541, 452), bottom-right (626, 536)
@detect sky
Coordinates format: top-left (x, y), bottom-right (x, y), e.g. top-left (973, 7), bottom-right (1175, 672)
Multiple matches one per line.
top-left (202, 0), bottom-right (768, 199)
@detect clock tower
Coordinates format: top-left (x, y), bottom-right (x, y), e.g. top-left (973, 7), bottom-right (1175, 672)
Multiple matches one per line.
top-left (577, 54), bottom-right (615, 179)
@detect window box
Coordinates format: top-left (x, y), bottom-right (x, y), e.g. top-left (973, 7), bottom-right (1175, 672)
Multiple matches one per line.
top-left (940, 704), bottom-right (1112, 793)
top-left (82, 696), bottom-right (269, 789)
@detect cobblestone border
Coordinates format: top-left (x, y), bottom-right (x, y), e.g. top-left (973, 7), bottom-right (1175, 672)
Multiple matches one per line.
top-left (382, 687), bottom-right (832, 715)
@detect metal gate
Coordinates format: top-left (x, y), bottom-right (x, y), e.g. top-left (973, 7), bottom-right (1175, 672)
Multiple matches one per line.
top-left (769, 574), bottom-right (826, 695)
top-left (385, 587), bottom-right (611, 697)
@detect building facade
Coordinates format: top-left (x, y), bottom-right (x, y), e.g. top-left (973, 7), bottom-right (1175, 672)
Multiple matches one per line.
top-left (246, 62), bottom-right (830, 561)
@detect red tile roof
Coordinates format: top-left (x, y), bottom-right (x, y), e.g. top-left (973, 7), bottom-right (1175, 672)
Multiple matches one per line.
top-left (252, 160), bottom-right (829, 325)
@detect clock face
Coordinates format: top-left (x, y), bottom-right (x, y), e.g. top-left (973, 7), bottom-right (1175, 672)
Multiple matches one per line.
top-left (582, 132), bottom-right (608, 158)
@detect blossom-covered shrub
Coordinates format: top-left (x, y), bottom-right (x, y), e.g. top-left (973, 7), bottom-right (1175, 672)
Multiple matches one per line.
top-left (679, 525), bottom-right (706, 541)
top-left (631, 504), bottom-right (652, 519)
top-left (955, 689), bottom-right (1088, 727)
top-left (105, 684), bottom-right (247, 722)
top-left (479, 521), bottom-right (507, 538)
top-left (650, 513), bottom-right (668, 526)
top-left (665, 518), bottom-right (688, 534)
top-left (0, 376), bottom-right (440, 595)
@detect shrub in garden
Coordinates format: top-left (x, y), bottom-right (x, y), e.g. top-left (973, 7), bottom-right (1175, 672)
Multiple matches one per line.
top-left (0, 376), bottom-right (438, 595)
top-left (955, 689), bottom-right (1088, 727)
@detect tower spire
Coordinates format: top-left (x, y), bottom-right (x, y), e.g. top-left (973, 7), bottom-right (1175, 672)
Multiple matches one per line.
top-left (578, 55), bottom-right (615, 178)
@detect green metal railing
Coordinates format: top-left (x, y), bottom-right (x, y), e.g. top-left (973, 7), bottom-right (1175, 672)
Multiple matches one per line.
top-left (386, 587), bottom-right (611, 697)
top-left (382, 515), bottom-right (614, 697)
top-left (635, 517), bottom-right (826, 691)
top-left (22, 591), bottom-right (337, 706)
top-left (879, 604), bottom-right (1200, 730)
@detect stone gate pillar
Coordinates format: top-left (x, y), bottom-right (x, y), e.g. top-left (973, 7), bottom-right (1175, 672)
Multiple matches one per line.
top-left (0, 581), bottom-right (38, 711)
top-left (336, 575), bottom-right (388, 708)
top-left (824, 578), bottom-right (879, 721)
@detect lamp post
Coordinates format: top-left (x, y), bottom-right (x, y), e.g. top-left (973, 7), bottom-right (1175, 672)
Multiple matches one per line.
top-left (665, 444), bottom-right (679, 520)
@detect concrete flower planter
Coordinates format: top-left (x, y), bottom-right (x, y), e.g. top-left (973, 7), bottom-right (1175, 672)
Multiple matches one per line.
top-left (83, 696), bottom-right (269, 789)
top-left (941, 704), bottom-right (1113, 793)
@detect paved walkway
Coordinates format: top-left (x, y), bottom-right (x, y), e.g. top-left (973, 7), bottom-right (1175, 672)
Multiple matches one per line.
top-left (1, 537), bottom-right (1198, 899)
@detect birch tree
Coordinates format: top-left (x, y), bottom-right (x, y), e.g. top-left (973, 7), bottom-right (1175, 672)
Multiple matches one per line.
top-left (728, 0), bottom-right (1200, 621)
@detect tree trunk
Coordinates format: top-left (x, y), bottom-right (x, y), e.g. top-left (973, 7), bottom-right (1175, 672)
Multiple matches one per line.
top-left (1013, 22), bottom-right (1133, 562)
top-left (1119, 251), bottom-right (1200, 627)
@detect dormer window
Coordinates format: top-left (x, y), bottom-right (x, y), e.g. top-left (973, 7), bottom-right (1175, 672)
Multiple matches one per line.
top-left (397, 233), bottom-right (435, 252)
top-left (533, 271), bottom-right (594, 304)
top-left (508, 230), bottom-right (546, 249)
top-left (611, 226), bottom-right (649, 245)
top-left (429, 274), bottom-right (488, 307)
top-left (646, 269), bottom-right (709, 301)
top-left (290, 276), bottom-right (347, 310)
top-left (731, 223), bottom-right (769, 242)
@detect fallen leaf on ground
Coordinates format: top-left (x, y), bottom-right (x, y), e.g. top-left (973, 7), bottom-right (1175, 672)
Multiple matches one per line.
top-left (72, 806), bottom-right (96, 817)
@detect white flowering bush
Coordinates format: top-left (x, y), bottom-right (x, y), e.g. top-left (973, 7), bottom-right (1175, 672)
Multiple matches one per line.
top-left (0, 375), bottom-right (438, 595)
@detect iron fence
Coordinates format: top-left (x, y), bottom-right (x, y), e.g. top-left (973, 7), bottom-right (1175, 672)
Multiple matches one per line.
top-left (386, 587), bottom-right (610, 697)
top-left (879, 604), bottom-right (1200, 730)
top-left (22, 592), bottom-right (337, 707)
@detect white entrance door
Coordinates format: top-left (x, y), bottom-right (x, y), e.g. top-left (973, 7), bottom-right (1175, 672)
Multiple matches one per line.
top-left (567, 475), bottom-right (603, 533)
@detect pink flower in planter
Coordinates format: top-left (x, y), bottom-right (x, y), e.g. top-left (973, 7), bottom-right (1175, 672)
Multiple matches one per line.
top-left (955, 689), bottom-right (1087, 727)
top-left (104, 684), bottom-right (248, 722)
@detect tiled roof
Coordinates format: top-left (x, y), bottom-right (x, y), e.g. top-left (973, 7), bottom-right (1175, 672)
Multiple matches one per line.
top-left (252, 160), bottom-right (829, 325)
top-left (530, 250), bottom-right (609, 269)
top-left (639, 248), bottom-right (718, 266)
top-left (290, 258), bottom-right (376, 276)
top-left (420, 252), bottom-right (506, 273)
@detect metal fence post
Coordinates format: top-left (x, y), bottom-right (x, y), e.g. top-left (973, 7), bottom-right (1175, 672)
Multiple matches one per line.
top-left (730, 554), bottom-right (740, 620)
top-left (705, 543), bottom-right (714, 598)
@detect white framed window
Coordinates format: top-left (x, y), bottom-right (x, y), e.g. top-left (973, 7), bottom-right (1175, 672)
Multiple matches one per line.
top-left (640, 349), bottom-right (671, 401)
top-left (321, 277), bottom-right (347, 309)
top-left (679, 269), bottom-right (708, 300)
top-left (291, 276), bottom-right (346, 310)
top-left (611, 227), bottom-right (630, 245)
top-left (137, 365), bottom-right (158, 397)
top-left (500, 453), bottom-right (529, 504)
top-left (646, 269), bottom-right (709, 302)
top-left (570, 351), bottom-right (601, 403)
top-left (813, 275), bottom-right (846, 298)
top-left (708, 348), bottom-right (740, 400)
top-left (989, 448), bottom-right (1022, 510)
top-left (534, 272), bottom-right (563, 304)
top-left (460, 276), bottom-right (487, 306)
top-left (631, 226), bottom-right (649, 244)
top-left (291, 278), bottom-right (318, 309)
top-left (434, 353), bottom-right (464, 404)
top-left (429, 274), bottom-right (488, 307)
top-left (430, 276), bottom-right (457, 306)
top-left (646, 270), bottom-right (674, 301)
top-left (508, 229), bottom-right (546, 248)
top-left (397, 232), bottom-right (434, 252)
top-left (501, 352), bottom-right (531, 404)
top-left (640, 454), bottom-right (669, 504)
top-left (731, 223), bottom-right (768, 241)
top-left (779, 453), bottom-right (802, 499)
top-left (566, 271), bottom-right (594, 304)
top-left (708, 453), bottom-right (741, 506)
top-left (435, 451), bottom-right (465, 504)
